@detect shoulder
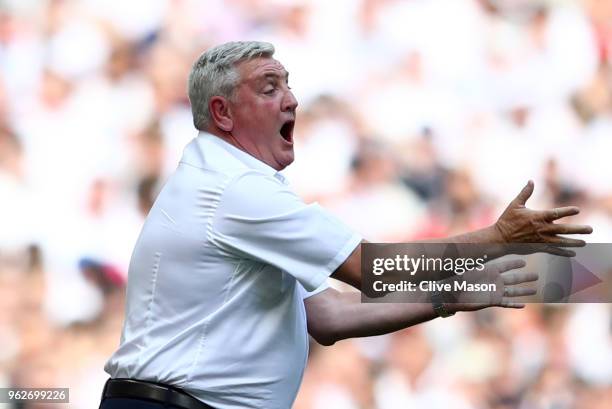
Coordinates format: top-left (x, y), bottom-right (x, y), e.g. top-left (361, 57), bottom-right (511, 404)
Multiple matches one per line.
top-left (219, 169), bottom-right (302, 215)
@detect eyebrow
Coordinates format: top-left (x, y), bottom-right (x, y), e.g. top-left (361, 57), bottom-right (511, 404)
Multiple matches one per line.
top-left (262, 72), bottom-right (289, 83)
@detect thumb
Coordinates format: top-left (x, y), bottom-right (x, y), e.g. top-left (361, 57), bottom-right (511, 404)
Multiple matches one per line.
top-left (514, 180), bottom-right (534, 206)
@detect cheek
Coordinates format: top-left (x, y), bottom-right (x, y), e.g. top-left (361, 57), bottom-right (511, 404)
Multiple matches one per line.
top-left (254, 99), bottom-right (277, 117)
top-left (233, 96), bottom-right (279, 133)
top-left (252, 103), bottom-right (280, 130)
top-left (234, 106), bottom-right (258, 129)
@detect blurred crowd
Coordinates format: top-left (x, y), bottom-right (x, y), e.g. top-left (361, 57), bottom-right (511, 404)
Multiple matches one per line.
top-left (0, 0), bottom-right (611, 408)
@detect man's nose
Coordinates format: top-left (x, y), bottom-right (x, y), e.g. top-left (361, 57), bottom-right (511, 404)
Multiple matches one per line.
top-left (282, 90), bottom-right (298, 112)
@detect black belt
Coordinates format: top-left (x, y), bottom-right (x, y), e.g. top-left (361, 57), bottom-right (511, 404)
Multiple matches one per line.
top-left (102, 378), bottom-right (215, 409)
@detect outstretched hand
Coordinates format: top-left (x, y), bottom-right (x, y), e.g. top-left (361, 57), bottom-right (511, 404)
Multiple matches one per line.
top-left (494, 181), bottom-right (592, 249)
top-left (449, 259), bottom-right (537, 312)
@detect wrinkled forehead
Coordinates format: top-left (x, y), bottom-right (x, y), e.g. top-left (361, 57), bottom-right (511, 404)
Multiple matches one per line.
top-left (236, 57), bottom-right (289, 83)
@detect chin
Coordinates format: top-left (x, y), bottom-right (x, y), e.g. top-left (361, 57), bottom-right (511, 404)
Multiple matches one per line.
top-left (277, 153), bottom-right (295, 170)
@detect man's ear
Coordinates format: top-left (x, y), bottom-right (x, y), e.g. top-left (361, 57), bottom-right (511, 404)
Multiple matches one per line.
top-left (209, 96), bottom-right (233, 132)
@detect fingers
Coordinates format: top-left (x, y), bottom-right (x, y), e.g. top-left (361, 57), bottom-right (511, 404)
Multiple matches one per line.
top-left (545, 237), bottom-right (586, 246)
top-left (543, 223), bottom-right (593, 235)
top-left (498, 300), bottom-right (525, 308)
top-left (503, 286), bottom-right (537, 297)
top-left (542, 245), bottom-right (576, 257)
top-left (491, 259), bottom-right (527, 274)
top-left (501, 271), bottom-right (538, 285)
top-left (518, 243), bottom-right (576, 257)
top-left (541, 206), bottom-right (580, 221)
top-left (514, 180), bottom-right (534, 206)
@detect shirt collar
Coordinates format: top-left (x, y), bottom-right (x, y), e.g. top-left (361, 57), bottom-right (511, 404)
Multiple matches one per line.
top-left (180, 131), bottom-right (287, 183)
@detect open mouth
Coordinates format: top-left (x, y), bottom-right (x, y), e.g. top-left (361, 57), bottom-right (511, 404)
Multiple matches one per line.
top-left (279, 120), bottom-right (295, 144)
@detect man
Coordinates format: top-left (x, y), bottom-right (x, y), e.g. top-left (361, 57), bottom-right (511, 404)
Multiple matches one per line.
top-left (99, 41), bottom-right (592, 409)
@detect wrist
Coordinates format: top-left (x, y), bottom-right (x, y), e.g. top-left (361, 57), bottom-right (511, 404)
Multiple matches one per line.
top-left (430, 291), bottom-right (456, 318)
top-left (444, 301), bottom-right (461, 315)
top-left (490, 223), bottom-right (509, 244)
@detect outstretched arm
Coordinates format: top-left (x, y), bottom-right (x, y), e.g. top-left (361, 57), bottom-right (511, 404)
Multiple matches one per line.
top-left (305, 289), bottom-right (436, 346)
top-left (331, 181), bottom-right (592, 289)
top-left (310, 181), bottom-right (592, 345)
top-left (307, 259), bottom-right (536, 345)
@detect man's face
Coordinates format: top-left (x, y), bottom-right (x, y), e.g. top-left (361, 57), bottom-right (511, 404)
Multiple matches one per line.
top-left (228, 57), bottom-right (298, 170)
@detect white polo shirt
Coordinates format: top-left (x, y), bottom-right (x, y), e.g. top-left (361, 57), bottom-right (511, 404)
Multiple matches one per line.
top-left (105, 132), bottom-right (361, 409)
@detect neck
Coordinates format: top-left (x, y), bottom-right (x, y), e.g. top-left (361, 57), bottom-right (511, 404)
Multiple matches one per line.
top-left (204, 128), bottom-right (259, 162)
top-left (206, 127), bottom-right (241, 149)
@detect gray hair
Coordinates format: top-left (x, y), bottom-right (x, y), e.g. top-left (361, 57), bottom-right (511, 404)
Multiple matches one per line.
top-left (188, 41), bottom-right (275, 131)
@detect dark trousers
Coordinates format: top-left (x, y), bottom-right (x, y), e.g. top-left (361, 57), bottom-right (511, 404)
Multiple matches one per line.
top-left (100, 397), bottom-right (184, 409)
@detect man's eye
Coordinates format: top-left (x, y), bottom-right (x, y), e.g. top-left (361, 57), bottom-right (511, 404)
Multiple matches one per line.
top-left (264, 88), bottom-right (276, 95)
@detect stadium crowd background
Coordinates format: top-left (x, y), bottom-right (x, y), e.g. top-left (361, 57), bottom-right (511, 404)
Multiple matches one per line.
top-left (0, 0), bottom-right (611, 407)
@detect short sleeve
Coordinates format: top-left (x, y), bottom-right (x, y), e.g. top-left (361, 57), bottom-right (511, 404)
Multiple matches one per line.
top-left (301, 280), bottom-right (330, 299)
top-left (208, 171), bottom-right (361, 291)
